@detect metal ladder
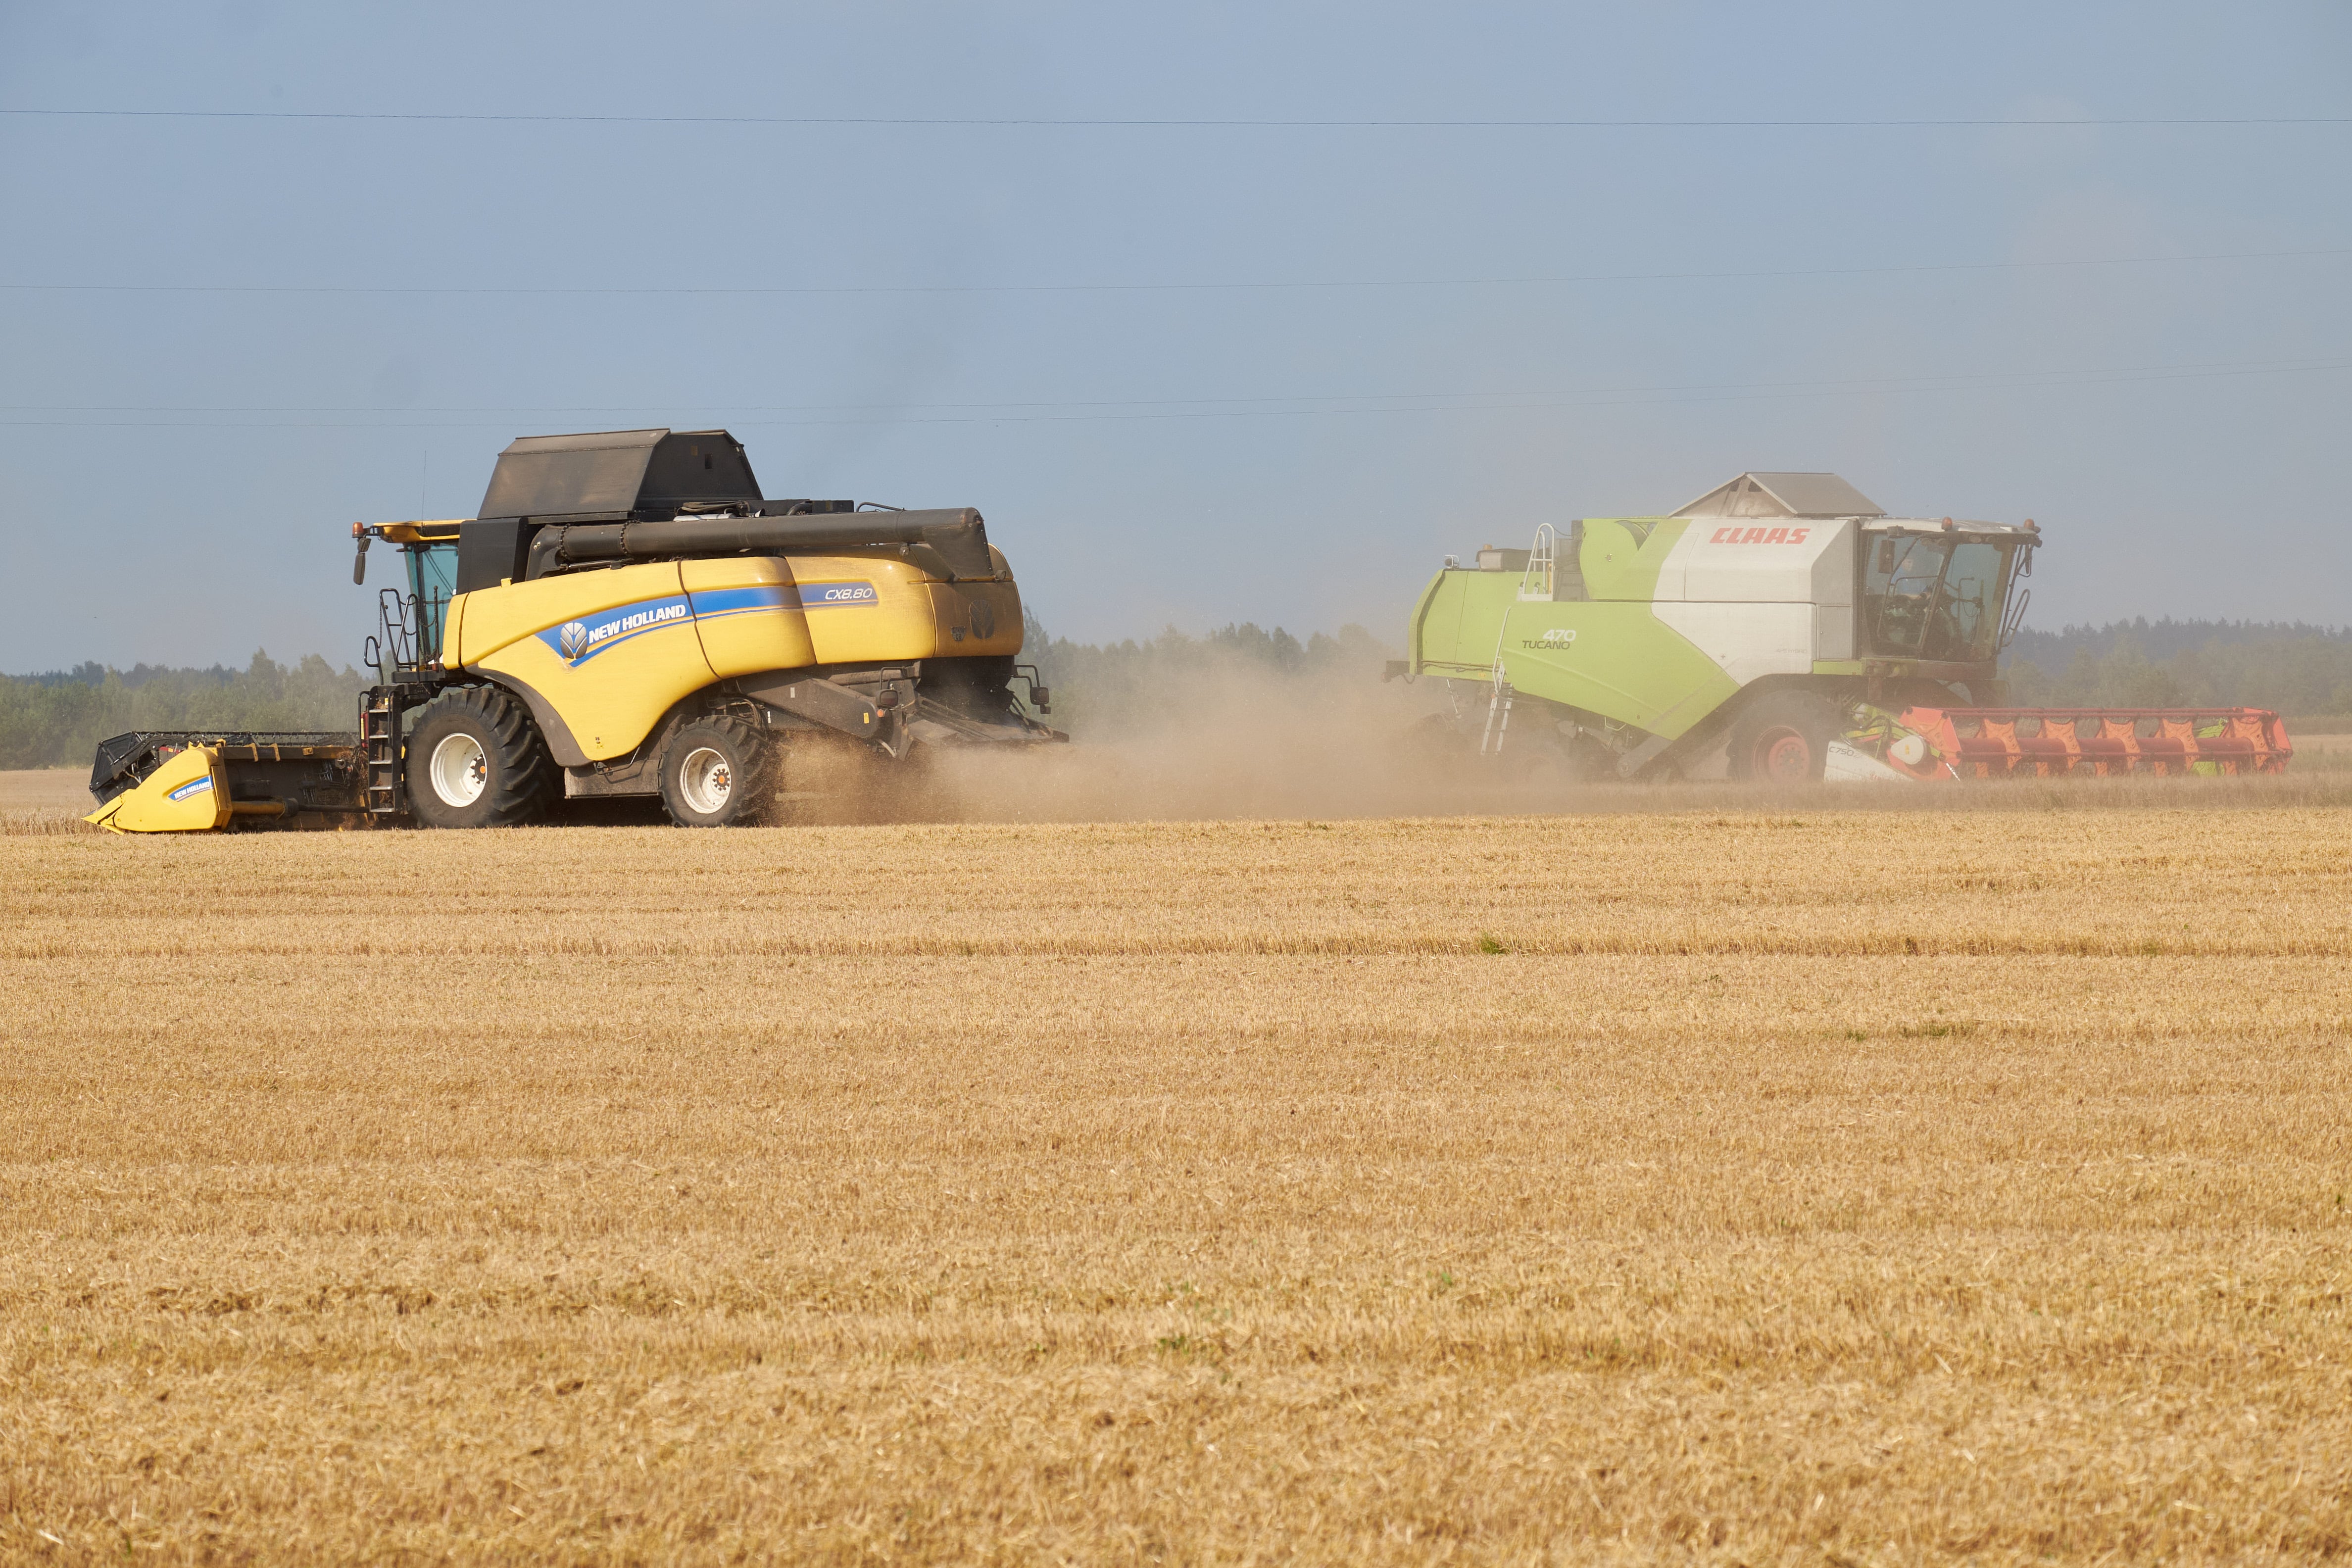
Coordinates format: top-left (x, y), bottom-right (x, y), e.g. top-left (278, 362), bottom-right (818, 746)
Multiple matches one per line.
top-left (1478, 664), bottom-right (1515, 756)
top-left (360, 687), bottom-right (404, 816)
top-left (1476, 523), bottom-right (1555, 755)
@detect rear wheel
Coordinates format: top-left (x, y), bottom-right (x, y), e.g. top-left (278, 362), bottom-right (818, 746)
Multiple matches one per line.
top-left (405, 686), bottom-right (554, 828)
top-left (1556, 727), bottom-right (1618, 783)
top-left (1399, 710), bottom-right (1469, 764)
top-left (1727, 691), bottom-right (1844, 783)
top-left (658, 716), bottom-right (778, 827)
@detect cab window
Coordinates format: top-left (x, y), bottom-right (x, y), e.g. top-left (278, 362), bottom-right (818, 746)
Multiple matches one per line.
top-left (1863, 535), bottom-right (1947, 655)
top-left (1926, 540), bottom-right (2010, 661)
top-left (404, 542), bottom-right (458, 660)
top-left (1862, 534), bottom-right (2016, 662)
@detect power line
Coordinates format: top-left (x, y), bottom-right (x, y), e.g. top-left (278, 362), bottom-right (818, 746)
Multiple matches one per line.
top-left (4, 247), bottom-right (2346, 300)
top-left (3, 355), bottom-right (2343, 430)
top-left (3, 107), bottom-right (2347, 129)
top-left (3, 354), bottom-right (2343, 415)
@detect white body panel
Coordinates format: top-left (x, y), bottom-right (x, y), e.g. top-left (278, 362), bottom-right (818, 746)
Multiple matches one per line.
top-left (1653, 517), bottom-right (1856, 605)
top-left (1649, 516), bottom-right (1858, 668)
top-left (1651, 600), bottom-right (1814, 687)
top-left (1813, 604), bottom-right (1856, 661)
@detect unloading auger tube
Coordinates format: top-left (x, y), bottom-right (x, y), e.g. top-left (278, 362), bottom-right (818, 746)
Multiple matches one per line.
top-left (525, 509), bottom-right (997, 580)
top-left (1392, 470), bottom-right (2291, 784)
top-left (86, 427), bottom-right (1064, 833)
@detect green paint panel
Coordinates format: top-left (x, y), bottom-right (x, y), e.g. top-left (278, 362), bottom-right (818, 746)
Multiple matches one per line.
top-left (1497, 598), bottom-right (1739, 737)
top-left (1577, 517), bottom-right (1687, 600)
top-left (1407, 517), bottom-right (1737, 739)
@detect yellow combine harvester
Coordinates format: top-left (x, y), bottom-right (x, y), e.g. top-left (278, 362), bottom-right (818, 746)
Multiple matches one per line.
top-left (88, 428), bottom-right (1061, 831)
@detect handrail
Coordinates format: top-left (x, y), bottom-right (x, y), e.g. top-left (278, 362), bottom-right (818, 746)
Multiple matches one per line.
top-left (1518, 523), bottom-right (1556, 601)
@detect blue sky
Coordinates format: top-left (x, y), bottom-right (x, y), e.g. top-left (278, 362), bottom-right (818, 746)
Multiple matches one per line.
top-left (1, 1), bottom-right (2347, 669)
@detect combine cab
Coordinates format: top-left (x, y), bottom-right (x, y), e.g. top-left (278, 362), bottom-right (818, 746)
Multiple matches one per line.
top-left (1394, 471), bottom-right (2289, 783)
top-left (89, 428), bottom-right (1063, 831)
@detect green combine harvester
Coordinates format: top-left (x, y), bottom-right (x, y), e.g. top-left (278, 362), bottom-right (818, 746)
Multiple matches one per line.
top-left (1394, 472), bottom-right (2290, 782)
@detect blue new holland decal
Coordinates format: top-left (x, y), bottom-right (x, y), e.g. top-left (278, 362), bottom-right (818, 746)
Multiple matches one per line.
top-left (166, 775), bottom-right (215, 802)
top-left (534, 580), bottom-right (881, 668)
top-left (689, 585), bottom-right (794, 623)
top-left (538, 594), bottom-right (695, 667)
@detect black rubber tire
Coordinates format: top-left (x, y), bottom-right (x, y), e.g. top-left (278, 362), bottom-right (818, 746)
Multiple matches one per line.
top-left (405, 686), bottom-right (555, 828)
top-left (1399, 710), bottom-right (1470, 763)
top-left (1726, 690), bottom-right (1844, 783)
top-left (658, 716), bottom-right (779, 828)
top-left (1556, 727), bottom-right (1618, 783)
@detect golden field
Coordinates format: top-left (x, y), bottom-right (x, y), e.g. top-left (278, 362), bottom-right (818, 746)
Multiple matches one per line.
top-left (3, 797), bottom-right (2350, 1564)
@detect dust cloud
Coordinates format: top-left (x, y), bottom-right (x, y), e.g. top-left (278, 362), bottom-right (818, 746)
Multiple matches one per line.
top-left (768, 642), bottom-right (2351, 827)
top-left (887, 655), bottom-right (1479, 823)
top-left (775, 651), bottom-right (2349, 827)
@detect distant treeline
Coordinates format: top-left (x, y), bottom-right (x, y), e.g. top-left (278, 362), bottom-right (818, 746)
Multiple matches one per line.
top-left (5, 616), bottom-right (2344, 771)
top-left (0, 654), bottom-right (364, 771)
top-left (2003, 620), bottom-right (2352, 716)
top-left (1022, 611), bottom-right (1390, 735)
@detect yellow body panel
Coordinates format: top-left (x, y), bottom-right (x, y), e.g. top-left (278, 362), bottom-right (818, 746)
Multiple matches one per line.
top-left (447, 549), bottom-right (1027, 761)
top-left (682, 556), bottom-right (818, 678)
top-left (85, 745), bottom-right (229, 833)
top-left (783, 552), bottom-right (937, 663)
top-left (772, 551), bottom-right (1025, 663)
top-left (924, 579), bottom-right (1026, 660)
top-left (457, 562), bottom-right (716, 760)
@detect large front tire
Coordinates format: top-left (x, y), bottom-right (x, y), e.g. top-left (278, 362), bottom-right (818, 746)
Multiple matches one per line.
top-left (405, 686), bottom-right (555, 828)
top-left (1726, 690), bottom-right (1844, 783)
top-left (658, 717), bottom-right (778, 827)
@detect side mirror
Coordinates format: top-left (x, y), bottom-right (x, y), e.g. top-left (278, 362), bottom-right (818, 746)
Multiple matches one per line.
top-left (352, 534), bottom-right (371, 585)
top-left (1030, 686), bottom-right (1051, 714)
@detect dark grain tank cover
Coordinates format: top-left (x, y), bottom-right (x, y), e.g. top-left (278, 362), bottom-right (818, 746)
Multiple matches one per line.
top-left (477, 428), bottom-right (763, 519)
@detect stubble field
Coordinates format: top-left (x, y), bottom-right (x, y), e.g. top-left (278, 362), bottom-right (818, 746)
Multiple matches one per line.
top-left (3, 790), bottom-right (2350, 1564)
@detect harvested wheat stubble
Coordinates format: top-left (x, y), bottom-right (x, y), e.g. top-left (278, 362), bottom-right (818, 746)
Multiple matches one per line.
top-left (0, 770), bottom-right (99, 837)
top-left (0, 770), bottom-right (87, 813)
top-left (3, 808), bottom-right (2350, 1564)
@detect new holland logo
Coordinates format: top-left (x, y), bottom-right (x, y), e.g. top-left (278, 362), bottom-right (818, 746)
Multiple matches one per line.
top-left (536, 596), bottom-right (693, 667)
top-left (166, 776), bottom-right (214, 802)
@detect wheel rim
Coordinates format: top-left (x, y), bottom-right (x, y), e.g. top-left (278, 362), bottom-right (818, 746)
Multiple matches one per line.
top-left (679, 746), bottom-right (733, 815)
top-left (1755, 727), bottom-right (1812, 781)
top-left (429, 733), bottom-right (489, 807)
